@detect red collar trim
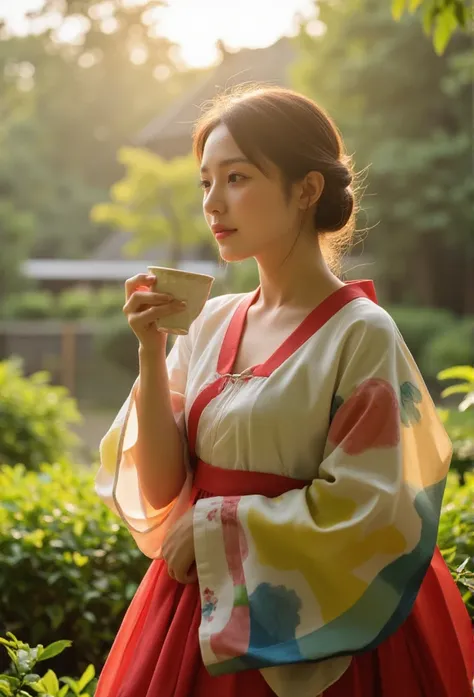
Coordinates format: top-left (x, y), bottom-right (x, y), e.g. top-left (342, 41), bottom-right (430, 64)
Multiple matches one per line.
top-left (217, 280), bottom-right (377, 379)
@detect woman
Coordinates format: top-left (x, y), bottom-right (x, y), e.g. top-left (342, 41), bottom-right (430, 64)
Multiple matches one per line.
top-left (95, 86), bottom-right (473, 697)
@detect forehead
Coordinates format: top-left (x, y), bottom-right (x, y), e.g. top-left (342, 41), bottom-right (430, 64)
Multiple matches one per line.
top-left (200, 124), bottom-right (244, 168)
top-left (200, 123), bottom-right (276, 178)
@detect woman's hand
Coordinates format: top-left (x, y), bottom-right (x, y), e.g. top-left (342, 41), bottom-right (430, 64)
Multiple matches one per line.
top-left (123, 273), bottom-right (187, 351)
top-left (161, 506), bottom-right (198, 584)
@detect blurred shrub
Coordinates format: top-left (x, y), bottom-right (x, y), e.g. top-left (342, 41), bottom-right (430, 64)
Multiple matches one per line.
top-left (1, 291), bottom-right (56, 319)
top-left (0, 359), bottom-right (81, 470)
top-left (0, 461), bottom-right (149, 677)
top-left (438, 365), bottom-right (474, 484)
top-left (386, 305), bottom-right (457, 364)
top-left (438, 473), bottom-right (474, 619)
top-left (94, 315), bottom-right (139, 375)
top-left (0, 633), bottom-right (96, 697)
top-left (57, 288), bottom-right (94, 320)
top-left (91, 287), bottom-right (124, 318)
top-left (58, 287), bottom-right (125, 320)
top-left (0, 287), bottom-right (125, 321)
top-left (421, 319), bottom-right (474, 379)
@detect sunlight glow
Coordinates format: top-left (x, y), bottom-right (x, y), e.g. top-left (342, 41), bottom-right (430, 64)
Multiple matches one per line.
top-left (0, 0), bottom-right (318, 68)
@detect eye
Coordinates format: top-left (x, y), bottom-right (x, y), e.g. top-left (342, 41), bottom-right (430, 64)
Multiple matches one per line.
top-left (228, 172), bottom-right (247, 183)
top-left (198, 172), bottom-right (248, 191)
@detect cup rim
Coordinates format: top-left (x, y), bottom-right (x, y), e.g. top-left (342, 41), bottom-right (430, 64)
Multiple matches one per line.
top-left (147, 266), bottom-right (215, 283)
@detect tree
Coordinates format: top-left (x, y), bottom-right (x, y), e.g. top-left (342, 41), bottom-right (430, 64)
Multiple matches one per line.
top-left (91, 148), bottom-right (213, 267)
top-left (0, 1), bottom-right (202, 259)
top-left (391, 0), bottom-right (472, 54)
top-left (294, 0), bottom-right (473, 313)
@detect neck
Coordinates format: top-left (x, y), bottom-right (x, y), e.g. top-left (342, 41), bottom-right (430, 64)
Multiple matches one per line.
top-left (254, 234), bottom-right (344, 311)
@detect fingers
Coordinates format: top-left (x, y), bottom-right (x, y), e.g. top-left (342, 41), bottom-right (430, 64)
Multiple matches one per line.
top-left (123, 290), bottom-right (174, 315)
top-left (127, 301), bottom-right (185, 330)
top-left (166, 565), bottom-right (197, 585)
top-left (124, 273), bottom-right (156, 301)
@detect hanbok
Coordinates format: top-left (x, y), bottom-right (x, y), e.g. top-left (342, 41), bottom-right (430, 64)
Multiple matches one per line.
top-left (95, 280), bottom-right (473, 697)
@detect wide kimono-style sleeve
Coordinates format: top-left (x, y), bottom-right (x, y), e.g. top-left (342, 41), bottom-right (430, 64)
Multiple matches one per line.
top-left (192, 312), bottom-right (452, 688)
top-left (95, 333), bottom-right (193, 558)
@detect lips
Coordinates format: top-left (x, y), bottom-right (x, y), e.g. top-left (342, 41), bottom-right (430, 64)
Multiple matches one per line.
top-left (211, 224), bottom-right (238, 240)
top-left (214, 229), bottom-right (237, 240)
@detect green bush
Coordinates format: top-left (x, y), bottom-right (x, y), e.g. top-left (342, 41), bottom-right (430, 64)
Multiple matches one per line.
top-left (422, 319), bottom-right (474, 380)
top-left (57, 289), bottom-right (94, 320)
top-left (94, 315), bottom-right (139, 375)
top-left (1, 292), bottom-right (56, 320)
top-left (386, 305), bottom-right (457, 365)
top-left (0, 460), bottom-right (471, 686)
top-left (0, 359), bottom-right (81, 470)
top-left (90, 287), bottom-right (124, 318)
top-left (0, 632), bottom-right (96, 696)
top-left (438, 473), bottom-right (474, 619)
top-left (0, 461), bottom-right (149, 677)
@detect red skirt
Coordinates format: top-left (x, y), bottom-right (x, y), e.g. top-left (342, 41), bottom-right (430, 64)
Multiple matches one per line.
top-left (95, 463), bottom-right (473, 697)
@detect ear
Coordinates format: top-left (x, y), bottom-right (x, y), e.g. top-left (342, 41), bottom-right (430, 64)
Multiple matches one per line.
top-left (297, 171), bottom-right (325, 210)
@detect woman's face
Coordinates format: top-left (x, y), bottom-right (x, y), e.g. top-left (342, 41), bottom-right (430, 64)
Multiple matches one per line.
top-left (200, 124), bottom-right (302, 263)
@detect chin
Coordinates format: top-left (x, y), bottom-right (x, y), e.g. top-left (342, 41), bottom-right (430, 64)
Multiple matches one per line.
top-left (216, 239), bottom-right (254, 263)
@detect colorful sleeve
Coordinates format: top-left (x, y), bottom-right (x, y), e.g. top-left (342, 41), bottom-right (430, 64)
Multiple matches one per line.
top-left (95, 333), bottom-right (194, 558)
top-left (193, 315), bottom-right (452, 677)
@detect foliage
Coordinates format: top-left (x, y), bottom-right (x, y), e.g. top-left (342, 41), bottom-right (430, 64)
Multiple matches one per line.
top-left (0, 462), bottom-right (149, 677)
top-left (438, 473), bottom-right (474, 617)
top-left (1, 292), bottom-right (56, 320)
top-left (56, 290), bottom-right (96, 320)
top-left (0, 359), bottom-right (81, 470)
top-left (422, 319), bottom-right (474, 378)
top-left (438, 365), bottom-right (474, 412)
top-left (438, 365), bottom-right (474, 484)
top-left (0, 2), bottom-right (202, 260)
top-left (0, 632), bottom-right (96, 697)
top-left (94, 315), bottom-right (140, 375)
top-left (295, 0), bottom-right (473, 315)
top-left (386, 305), bottom-right (457, 363)
top-left (385, 306), bottom-right (473, 380)
top-left (391, 0), bottom-right (472, 54)
top-left (0, 202), bottom-right (34, 299)
top-left (1, 288), bottom-right (125, 321)
top-left (91, 148), bottom-right (213, 266)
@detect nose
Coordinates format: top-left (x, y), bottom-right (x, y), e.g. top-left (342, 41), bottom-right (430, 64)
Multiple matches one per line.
top-left (203, 183), bottom-right (226, 217)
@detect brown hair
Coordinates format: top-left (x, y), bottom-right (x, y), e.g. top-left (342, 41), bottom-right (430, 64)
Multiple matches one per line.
top-left (192, 85), bottom-right (358, 272)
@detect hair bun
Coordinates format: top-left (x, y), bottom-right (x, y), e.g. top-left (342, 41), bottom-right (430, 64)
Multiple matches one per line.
top-left (314, 161), bottom-right (354, 233)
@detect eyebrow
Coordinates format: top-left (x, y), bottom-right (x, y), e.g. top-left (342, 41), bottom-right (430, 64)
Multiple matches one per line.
top-left (200, 157), bottom-right (252, 173)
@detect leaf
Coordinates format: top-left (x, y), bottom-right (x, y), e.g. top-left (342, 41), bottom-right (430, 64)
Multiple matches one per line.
top-left (438, 365), bottom-right (474, 383)
top-left (59, 676), bottom-right (79, 695)
top-left (58, 687), bottom-right (69, 697)
top-left (457, 557), bottom-right (470, 573)
top-left (422, 0), bottom-right (437, 33)
top-left (433, 12), bottom-right (456, 54)
top-left (441, 384), bottom-right (471, 398)
top-left (454, 0), bottom-right (468, 27)
top-left (41, 669), bottom-right (60, 695)
top-left (45, 606), bottom-right (65, 631)
top-left (77, 665), bottom-right (95, 692)
top-left (392, 0), bottom-right (407, 20)
top-left (37, 641), bottom-right (72, 662)
top-left (409, 0), bottom-right (423, 10)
